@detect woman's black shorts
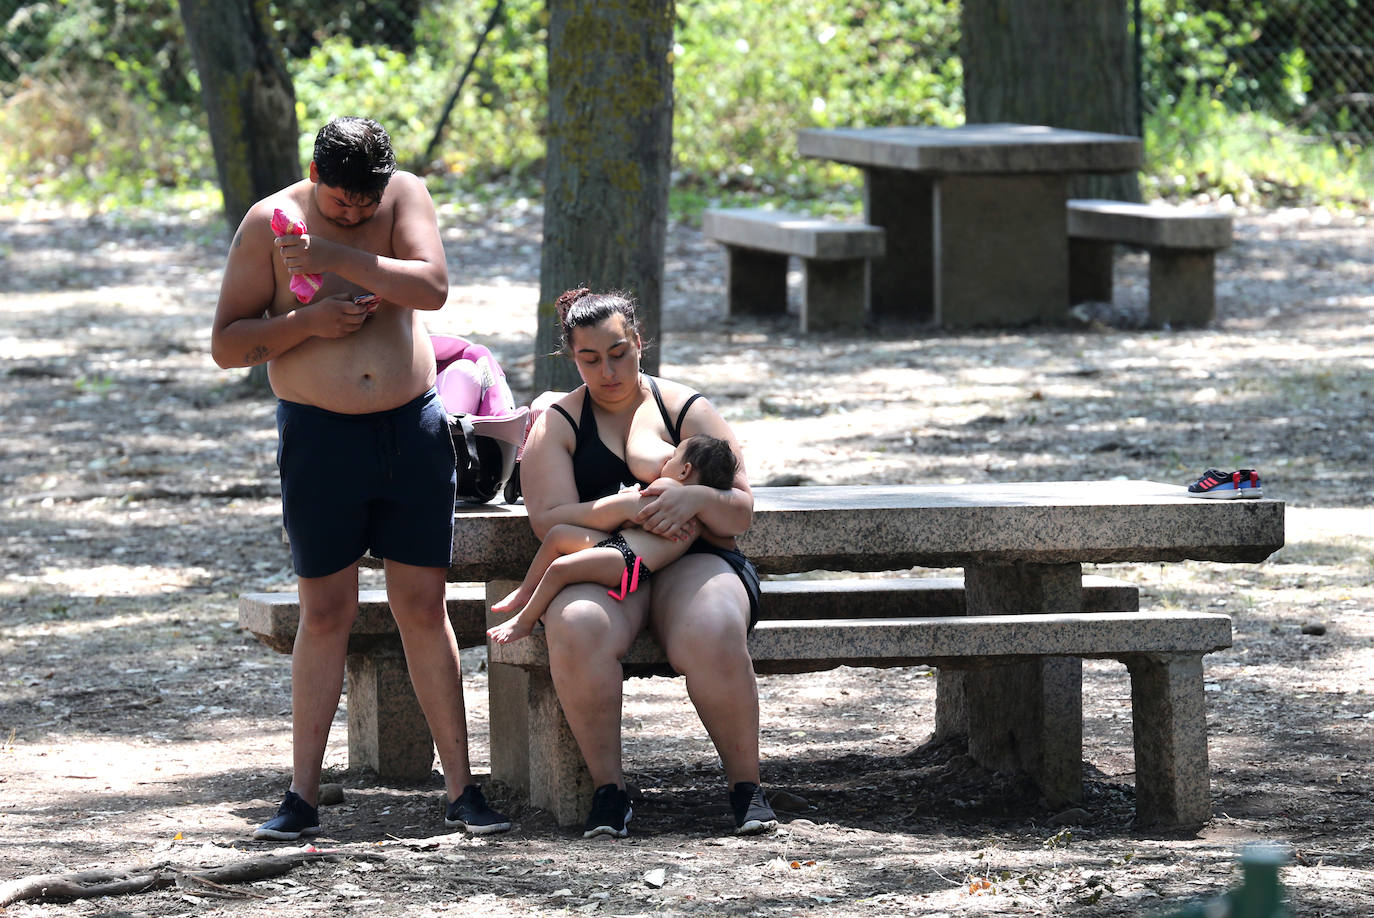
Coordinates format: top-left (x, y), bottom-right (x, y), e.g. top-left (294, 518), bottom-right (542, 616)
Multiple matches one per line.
top-left (684, 539), bottom-right (762, 630)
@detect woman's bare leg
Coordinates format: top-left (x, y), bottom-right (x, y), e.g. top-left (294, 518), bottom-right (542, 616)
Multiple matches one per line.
top-left (649, 553), bottom-right (760, 786)
top-left (541, 583), bottom-right (650, 788)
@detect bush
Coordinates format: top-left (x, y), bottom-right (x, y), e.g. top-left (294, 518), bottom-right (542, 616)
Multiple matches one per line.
top-left (0, 0), bottom-right (1369, 213)
top-left (671, 0), bottom-right (962, 197)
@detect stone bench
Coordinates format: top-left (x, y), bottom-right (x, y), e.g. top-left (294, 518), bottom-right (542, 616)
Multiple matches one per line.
top-left (237, 574), bottom-right (1136, 782)
top-left (1067, 198), bottom-right (1233, 328)
top-left (702, 207), bottom-right (885, 332)
top-left (492, 607), bottom-right (1231, 829)
top-left (238, 585), bottom-right (486, 781)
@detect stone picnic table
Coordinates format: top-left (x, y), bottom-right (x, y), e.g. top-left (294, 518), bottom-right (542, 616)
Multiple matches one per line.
top-left (796, 123), bottom-right (1142, 327)
top-left (460, 480), bottom-right (1284, 827)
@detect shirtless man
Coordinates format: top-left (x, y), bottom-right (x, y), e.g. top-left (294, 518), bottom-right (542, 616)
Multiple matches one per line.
top-left (210, 117), bottom-right (509, 840)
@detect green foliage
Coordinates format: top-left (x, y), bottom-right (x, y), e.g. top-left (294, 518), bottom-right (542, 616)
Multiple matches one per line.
top-left (672, 0), bottom-right (962, 195)
top-left (0, 0), bottom-right (209, 203)
top-left (0, 0), bottom-right (1369, 213)
top-left (1143, 80), bottom-right (1372, 208)
top-left (1138, 0), bottom-right (1269, 107)
top-left (289, 1), bottom-right (547, 180)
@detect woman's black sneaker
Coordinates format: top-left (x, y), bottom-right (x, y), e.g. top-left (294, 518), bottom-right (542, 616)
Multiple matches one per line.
top-left (445, 784), bottom-right (512, 835)
top-left (582, 783), bottom-right (632, 839)
top-left (729, 782), bottom-right (778, 835)
top-left (252, 790), bottom-right (321, 840)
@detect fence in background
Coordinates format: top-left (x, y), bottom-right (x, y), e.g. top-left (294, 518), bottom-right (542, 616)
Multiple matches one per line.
top-left (1137, 0), bottom-right (1374, 149)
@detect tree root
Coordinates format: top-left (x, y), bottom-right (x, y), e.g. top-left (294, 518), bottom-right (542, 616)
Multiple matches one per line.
top-left (0, 848), bottom-right (385, 907)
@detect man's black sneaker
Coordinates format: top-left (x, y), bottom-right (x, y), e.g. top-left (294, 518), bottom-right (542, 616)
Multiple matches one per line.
top-left (729, 782), bottom-right (778, 835)
top-left (445, 784), bottom-right (512, 835)
top-left (582, 783), bottom-right (632, 839)
top-left (252, 790), bottom-right (321, 841)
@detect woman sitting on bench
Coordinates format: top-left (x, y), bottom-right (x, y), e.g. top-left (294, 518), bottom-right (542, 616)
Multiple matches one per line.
top-left (510, 287), bottom-right (777, 840)
top-left (487, 433), bottom-right (738, 644)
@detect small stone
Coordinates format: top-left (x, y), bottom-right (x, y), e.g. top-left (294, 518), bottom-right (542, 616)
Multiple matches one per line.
top-left (317, 783), bottom-right (346, 806)
top-left (1048, 807), bottom-right (1092, 827)
top-left (1301, 622), bottom-right (1327, 636)
top-left (768, 789), bottom-right (810, 813)
top-left (761, 473), bottom-right (814, 487)
top-left (643, 867), bottom-right (667, 888)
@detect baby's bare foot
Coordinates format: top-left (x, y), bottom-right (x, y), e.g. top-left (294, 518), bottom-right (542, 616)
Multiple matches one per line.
top-left (487, 620), bottom-right (530, 645)
top-left (490, 586), bottom-right (531, 615)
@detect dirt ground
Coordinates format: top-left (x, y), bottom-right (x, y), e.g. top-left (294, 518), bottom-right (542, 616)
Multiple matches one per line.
top-left (1, 196), bottom-right (1372, 917)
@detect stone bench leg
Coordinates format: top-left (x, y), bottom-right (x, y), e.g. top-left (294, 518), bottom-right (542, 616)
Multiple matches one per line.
top-left (802, 258), bottom-right (867, 332)
top-left (1068, 238), bottom-right (1115, 304)
top-left (346, 646), bottom-right (435, 781)
top-left (1148, 249), bottom-right (1216, 328)
top-left (725, 246), bottom-right (788, 317)
top-left (1125, 651), bottom-right (1211, 827)
top-left (943, 563), bottom-right (1085, 806)
top-left (486, 580), bottom-right (594, 826)
top-left (487, 580), bottom-right (530, 794)
top-left (526, 668), bottom-right (595, 826)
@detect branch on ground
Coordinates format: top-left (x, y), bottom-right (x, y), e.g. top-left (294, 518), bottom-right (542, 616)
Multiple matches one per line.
top-left (0, 849), bottom-right (385, 907)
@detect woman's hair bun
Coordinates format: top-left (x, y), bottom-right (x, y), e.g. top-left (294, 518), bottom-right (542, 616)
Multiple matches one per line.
top-left (554, 287), bottom-right (592, 320)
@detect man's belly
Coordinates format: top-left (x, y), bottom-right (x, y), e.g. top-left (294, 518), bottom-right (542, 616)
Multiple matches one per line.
top-left (269, 312), bottom-right (437, 414)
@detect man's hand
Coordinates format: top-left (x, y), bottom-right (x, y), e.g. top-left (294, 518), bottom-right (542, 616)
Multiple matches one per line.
top-left (308, 294), bottom-right (371, 338)
top-left (274, 230), bottom-right (337, 278)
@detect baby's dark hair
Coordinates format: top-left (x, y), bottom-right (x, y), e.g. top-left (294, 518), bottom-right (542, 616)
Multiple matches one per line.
top-left (555, 287), bottom-right (643, 355)
top-left (680, 434), bottom-right (738, 490)
top-left (312, 116), bottom-right (396, 204)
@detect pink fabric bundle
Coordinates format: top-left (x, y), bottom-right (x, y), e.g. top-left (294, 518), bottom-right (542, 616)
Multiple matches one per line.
top-left (270, 208), bottom-right (324, 304)
top-left (432, 334), bottom-right (530, 447)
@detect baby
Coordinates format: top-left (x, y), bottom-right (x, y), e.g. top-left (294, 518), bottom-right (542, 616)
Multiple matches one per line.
top-left (487, 434), bottom-right (739, 644)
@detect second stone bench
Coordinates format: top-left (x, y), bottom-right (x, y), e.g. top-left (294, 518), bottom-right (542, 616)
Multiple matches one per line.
top-left (1067, 198), bottom-right (1233, 328)
top-left (702, 207), bottom-right (885, 332)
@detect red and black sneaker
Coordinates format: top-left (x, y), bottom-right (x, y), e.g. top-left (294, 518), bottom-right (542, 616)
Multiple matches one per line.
top-left (1187, 468), bottom-right (1262, 499)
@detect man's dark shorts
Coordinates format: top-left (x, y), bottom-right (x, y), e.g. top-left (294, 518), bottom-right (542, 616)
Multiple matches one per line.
top-left (276, 388), bottom-right (456, 578)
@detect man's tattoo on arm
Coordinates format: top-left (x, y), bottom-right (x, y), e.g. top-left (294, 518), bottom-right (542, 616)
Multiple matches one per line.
top-left (245, 345), bottom-right (271, 365)
top-left (232, 228), bottom-right (243, 249)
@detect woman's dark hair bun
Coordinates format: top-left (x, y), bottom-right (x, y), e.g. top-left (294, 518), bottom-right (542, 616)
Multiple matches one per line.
top-left (554, 287), bottom-right (592, 322)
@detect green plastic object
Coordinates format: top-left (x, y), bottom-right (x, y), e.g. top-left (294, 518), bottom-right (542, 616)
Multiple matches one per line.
top-left (1153, 842), bottom-right (1291, 918)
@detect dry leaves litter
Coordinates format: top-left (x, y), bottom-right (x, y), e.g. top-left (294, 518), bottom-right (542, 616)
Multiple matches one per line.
top-left (1, 199), bottom-right (1372, 916)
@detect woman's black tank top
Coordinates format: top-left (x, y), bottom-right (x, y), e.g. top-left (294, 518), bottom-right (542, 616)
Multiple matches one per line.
top-left (548, 376), bottom-right (702, 502)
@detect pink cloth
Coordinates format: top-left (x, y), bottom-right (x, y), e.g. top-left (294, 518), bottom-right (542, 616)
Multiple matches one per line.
top-left (270, 208), bottom-right (324, 304)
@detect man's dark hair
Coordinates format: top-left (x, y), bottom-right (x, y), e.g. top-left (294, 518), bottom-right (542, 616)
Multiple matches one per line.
top-left (681, 434), bottom-right (738, 490)
top-left (312, 117), bottom-right (396, 204)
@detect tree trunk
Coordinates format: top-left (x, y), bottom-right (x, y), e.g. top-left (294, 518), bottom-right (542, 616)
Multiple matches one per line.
top-left (535, 0), bottom-right (674, 393)
top-left (179, 0), bottom-right (302, 232)
top-left (961, 0), bottom-right (1139, 201)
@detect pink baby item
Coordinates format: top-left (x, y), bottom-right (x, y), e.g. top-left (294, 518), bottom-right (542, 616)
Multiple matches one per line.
top-left (270, 208), bottom-right (324, 304)
top-left (432, 335), bottom-right (529, 503)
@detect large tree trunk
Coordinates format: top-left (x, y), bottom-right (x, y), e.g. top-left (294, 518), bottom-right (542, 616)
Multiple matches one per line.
top-left (179, 0), bottom-right (302, 232)
top-left (535, 0), bottom-right (674, 393)
top-left (961, 0), bottom-right (1139, 201)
